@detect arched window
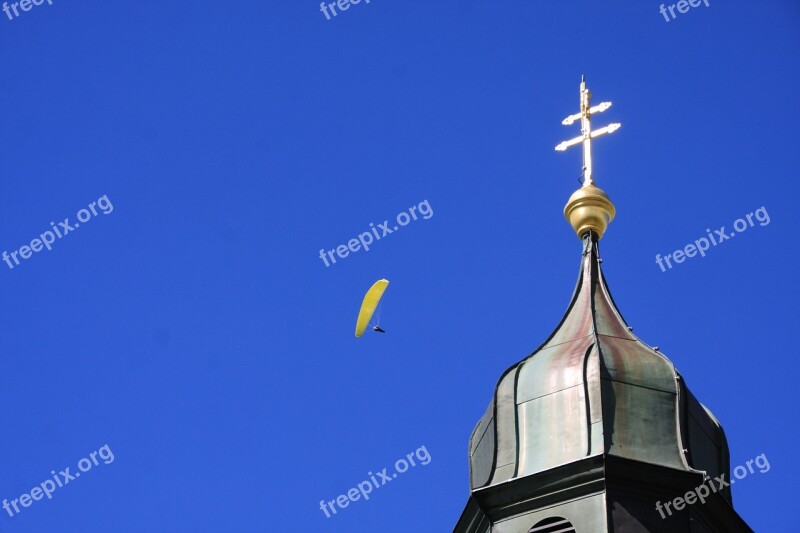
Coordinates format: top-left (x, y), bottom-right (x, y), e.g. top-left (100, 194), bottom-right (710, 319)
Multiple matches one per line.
top-left (529, 516), bottom-right (576, 533)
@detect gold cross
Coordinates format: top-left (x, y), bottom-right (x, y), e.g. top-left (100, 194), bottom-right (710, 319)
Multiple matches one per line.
top-left (555, 76), bottom-right (621, 187)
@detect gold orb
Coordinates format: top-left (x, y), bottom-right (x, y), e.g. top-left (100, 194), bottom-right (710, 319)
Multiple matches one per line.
top-left (563, 184), bottom-right (616, 239)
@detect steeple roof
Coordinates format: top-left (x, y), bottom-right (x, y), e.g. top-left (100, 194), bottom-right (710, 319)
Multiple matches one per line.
top-left (468, 231), bottom-right (732, 498)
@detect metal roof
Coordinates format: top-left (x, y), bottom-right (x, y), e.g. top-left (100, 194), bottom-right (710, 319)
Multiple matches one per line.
top-left (468, 232), bottom-right (732, 501)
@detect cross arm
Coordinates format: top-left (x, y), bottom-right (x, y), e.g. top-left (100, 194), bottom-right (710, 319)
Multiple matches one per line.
top-left (561, 102), bottom-right (613, 125)
top-left (590, 123), bottom-right (621, 138)
top-left (555, 122), bottom-right (621, 151)
top-left (555, 135), bottom-right (583, 151)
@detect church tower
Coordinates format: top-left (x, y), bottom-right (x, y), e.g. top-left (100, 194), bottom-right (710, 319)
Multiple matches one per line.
top-left (454, 78), bottom-right (753, 533)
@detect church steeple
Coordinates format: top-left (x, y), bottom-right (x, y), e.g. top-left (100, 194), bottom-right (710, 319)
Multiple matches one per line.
top-left (454, 78), bottom-right (753, 533)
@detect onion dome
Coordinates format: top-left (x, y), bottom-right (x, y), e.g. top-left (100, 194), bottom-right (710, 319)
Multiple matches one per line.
top-left (468, 231), bottom-right (732, 501)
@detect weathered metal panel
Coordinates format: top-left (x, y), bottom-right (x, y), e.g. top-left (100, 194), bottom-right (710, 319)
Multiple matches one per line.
top-left (593, 275), bottom-right (637, 340)
top-left (589, 420), bottom-right (605, 456)
top-left (490, 370), bottom-right (519, 484)
top-left (684, 391), bottom-right (731, 502)
top-left (586, 345), bottom-right (603, 425)
top-left (546, 270), bottom-right (593, 347)
top-left (470, 401), bottom-right (495, 489)
top-left (516, 336), bottom-right (594, 404)
top-left (598, 335), bottom-right (676, 392)
top-left (517, 386), bottom-right (590, 476)
top-left (602, 379), bottom-right (685, 469)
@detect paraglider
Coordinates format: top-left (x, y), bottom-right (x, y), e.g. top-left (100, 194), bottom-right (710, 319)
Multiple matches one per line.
top-left (355, 279), bottom-right (389, 337)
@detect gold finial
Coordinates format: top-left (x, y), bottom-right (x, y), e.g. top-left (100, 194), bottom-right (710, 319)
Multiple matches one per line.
top-left (556, 76), bottom-right (620, 239)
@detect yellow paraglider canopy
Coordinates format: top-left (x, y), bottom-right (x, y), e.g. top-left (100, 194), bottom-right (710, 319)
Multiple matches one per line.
top-left (355, 279), bottom-right (389, 337)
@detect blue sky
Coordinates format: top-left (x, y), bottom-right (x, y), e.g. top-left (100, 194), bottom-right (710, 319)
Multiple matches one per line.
top-left (0, 1), bottom-right (797, 531)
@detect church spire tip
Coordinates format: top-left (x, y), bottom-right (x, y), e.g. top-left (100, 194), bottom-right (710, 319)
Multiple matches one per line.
top-left (556, 77), bottom-right (620, 240)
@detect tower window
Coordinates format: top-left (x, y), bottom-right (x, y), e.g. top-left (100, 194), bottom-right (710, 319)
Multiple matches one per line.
top-left (529, 516), bottom-right (576, 533)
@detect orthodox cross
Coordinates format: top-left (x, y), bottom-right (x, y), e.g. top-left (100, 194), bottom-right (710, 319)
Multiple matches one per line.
top-left (555, 76), bottom-right (621, 187)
